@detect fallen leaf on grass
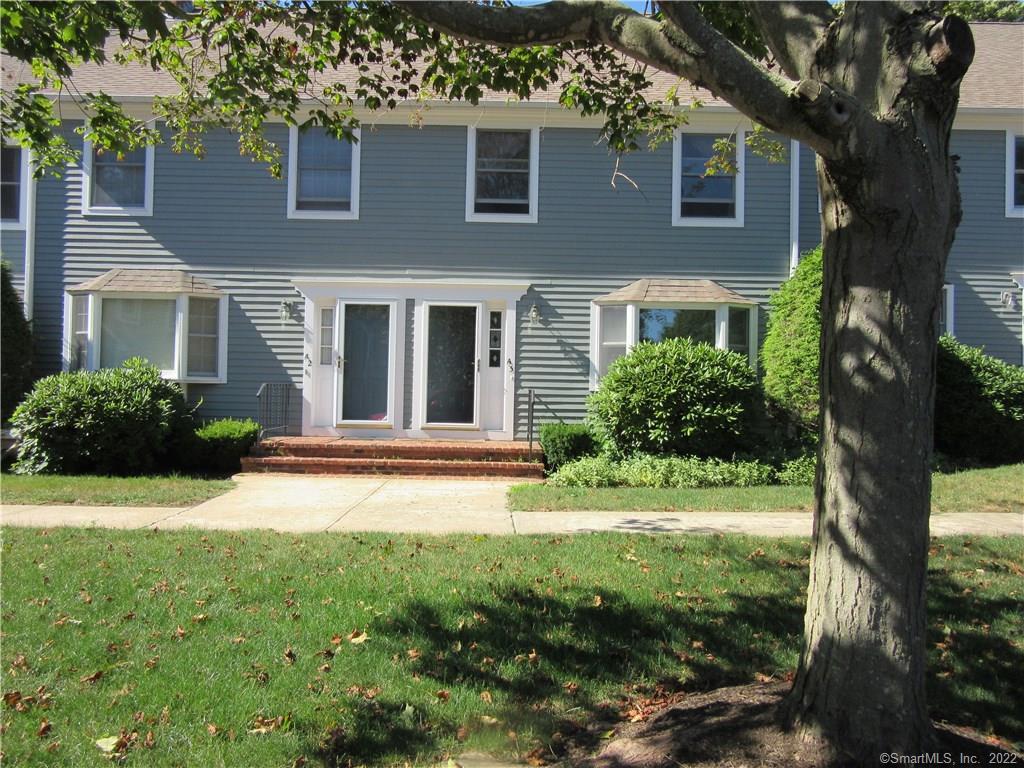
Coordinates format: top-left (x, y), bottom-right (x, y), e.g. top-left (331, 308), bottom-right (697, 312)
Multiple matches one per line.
top-left (174, 626), bottom-right (186, 640)
top-left (145, 657), bottom-right (159, 670)
top-left (755, 672), bottom-right (774, 683)
top-left (283, 646), bottom-right (297, 665)
top-left (45, 740), bottom-right (60, 752)
top-left (248, 714), bottom-right (291, 735)
top-left (80, 670), bottom-right (104, 684)
top-left (206, 723), bottom-right (220, 736)
top-left (478, 715), bottom-right (500, 726)
top-left (191, 614), bottom-right (208, 624)
top-left (37, 718), bottom-right (51, 737)
top-left (435, 689), bottom-right (450, 702)
top-left (479, 690), bottom-right (493, 704)
top-left (143, 730), bottom-right (155, 748)
top-left (348, 631), bottom-right (368, 645)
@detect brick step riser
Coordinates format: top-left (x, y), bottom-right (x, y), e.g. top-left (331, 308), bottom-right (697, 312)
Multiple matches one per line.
top-left (240, 457), bottom-right (544, 479)
top-left (255, 446), bottom-right (537, 462)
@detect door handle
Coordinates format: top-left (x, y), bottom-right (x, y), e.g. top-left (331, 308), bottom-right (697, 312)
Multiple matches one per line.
top-left (337, 356), bottom-right (345, 369)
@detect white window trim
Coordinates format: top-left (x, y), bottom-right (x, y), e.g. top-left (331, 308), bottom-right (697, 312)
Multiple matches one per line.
top-left (62, 290), bottom-right (228, 383)
top-left (672, 128), bottom-right (745, 228)
top-left (1006, 131), bottom-right (1023, 218)
top-left (287, 125), bottom-right (361, 220)
top-left (80, 139), bottom-right (155, 217)
top-left (941, 283), bottom-right (955, 337)
top-left (590, 300), bottom-right (758, 389)
top-left (0, 144), bottom-right (30, 230)
top-left (465, 126), bottom-right (540, 224)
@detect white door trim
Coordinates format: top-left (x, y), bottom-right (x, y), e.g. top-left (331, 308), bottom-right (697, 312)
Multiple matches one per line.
top-left (334, 299), bottom-right (399, 428)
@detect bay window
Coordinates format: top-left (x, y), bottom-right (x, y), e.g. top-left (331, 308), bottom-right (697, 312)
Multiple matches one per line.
top-left (65, 270), bottom-right (227, 383)
top-left (591, 279), bottom-right (758, 387)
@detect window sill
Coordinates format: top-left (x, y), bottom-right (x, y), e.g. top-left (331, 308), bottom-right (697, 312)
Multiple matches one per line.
top-left (287, 208), bottom-right (358, 221)
top-left (83, 206), bottom-right (153, 218)
top-left (1006, 207), bottom-right (1024, 219)
top-left (0, 219), bottom-right (25, 231)
top-left (466, 212), bottom-right (538, 224)
top-left (672, 216), bottom-right (744, 228)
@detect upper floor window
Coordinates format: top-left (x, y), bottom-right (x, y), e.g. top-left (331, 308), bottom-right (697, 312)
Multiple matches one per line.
top-left (287, 126), bottom-right (360, 220)
top-left (1008, 133), bottom-right (1024, 218)
top-left (672, 130), bottom-right (745, 227)
top-left (82, 141), bottom-right (155, 216)
top-left (466, 126), bottom-right (539, 223)
top-left (1, 144), bottom-right (27, 228)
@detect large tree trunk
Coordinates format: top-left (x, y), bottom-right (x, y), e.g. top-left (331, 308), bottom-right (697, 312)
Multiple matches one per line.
top-left (785, 11), bottom-right (971, 762)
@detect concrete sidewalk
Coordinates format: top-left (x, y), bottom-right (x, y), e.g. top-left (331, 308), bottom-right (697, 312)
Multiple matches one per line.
top-left (2, 473), bottom-right (1021, 537)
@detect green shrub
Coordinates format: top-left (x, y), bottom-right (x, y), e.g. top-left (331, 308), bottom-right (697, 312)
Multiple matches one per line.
top-left (539, 422), bottom-right (598, 472)
top-left (777, 454), bottom-right (817, 486)
top-left (11, 358), bottom-right (193, 476)
top-left (588, 337), bottom-right (758, 458)
top-left (1, 261), bottom-right (33, 422)
top-left (760, 246), bottom-right (822, 435)
top-left (191, 418), bottom-right (261, 475)
top-left (617, 454), bottom-right (776, 488)
top-left (935, 335), bottom-right (1024, 465)
top-left (548, 456), bottom-right (620, 488)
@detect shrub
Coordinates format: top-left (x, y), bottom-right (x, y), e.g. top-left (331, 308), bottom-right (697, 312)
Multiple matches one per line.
top-left (617, 455), bottom-right (776, 488)
top-left (935, 335), bottom-right (1024, 465)
top-left (588, 337), bottom-right (758, 458)
top-left (760, 246), bottom-right (822, 435)
top-left (539, 422), bottom-right (598, 472)
top-left (548, 456), bottom-right (620, 488)
top-left (1, 261), bottom-right (33, 422)
top-left (191, 418), bottom-right (261, 475)
top-left (11, 358), bottom-right (193, 476)
top-left (777, 454), bottom-right (817, 486)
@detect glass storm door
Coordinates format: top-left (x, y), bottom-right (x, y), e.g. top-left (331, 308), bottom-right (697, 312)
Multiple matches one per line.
top-left (424, 303), bottom-right (482, 427)
top-left (335, 302), bottom-right (393, 425)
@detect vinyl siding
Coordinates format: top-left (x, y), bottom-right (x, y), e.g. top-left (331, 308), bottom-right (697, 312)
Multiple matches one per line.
top-left (948, 130), bottom-right (1024, 364)
top-left (27, 120), bottom-right (1019, 438)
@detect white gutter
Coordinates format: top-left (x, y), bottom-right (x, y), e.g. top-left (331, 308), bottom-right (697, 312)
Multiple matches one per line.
top-left (789, 139), bottom-right (800, 275)
top-left (23, 151), bottom-right (37, 320)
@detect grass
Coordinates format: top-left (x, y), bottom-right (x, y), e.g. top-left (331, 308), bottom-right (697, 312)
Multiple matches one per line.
top-left (0, 474), bottom-right (235, 507)
top-left (0, 529), bottom-right (1021, 766)
top-left (509, 464), bottom-right (1024, 514)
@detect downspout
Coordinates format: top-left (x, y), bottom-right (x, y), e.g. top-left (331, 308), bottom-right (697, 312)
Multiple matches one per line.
top-left (789, 140), bottom-right (800, 275)
top-left (23, 152), bottom-right (37, 320)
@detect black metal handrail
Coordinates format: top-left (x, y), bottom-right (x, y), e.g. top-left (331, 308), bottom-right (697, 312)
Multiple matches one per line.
top-left (256, 382), bottom-right (293, 439)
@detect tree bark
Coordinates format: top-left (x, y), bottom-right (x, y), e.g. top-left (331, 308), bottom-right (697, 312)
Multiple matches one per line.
top-left (784, 8), bottom-right (972, 762)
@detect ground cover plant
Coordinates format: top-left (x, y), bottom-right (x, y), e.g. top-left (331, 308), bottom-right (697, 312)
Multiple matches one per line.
top-left (510, 464), bottom-right (1024, 514)
top-left (0, 474), bottom-right (235, 507)
top-left (0, 529), bottom-right (1020, 767)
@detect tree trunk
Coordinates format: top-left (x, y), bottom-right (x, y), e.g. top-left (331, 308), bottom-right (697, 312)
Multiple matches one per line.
top-left (785, 89), bottom-right (964, 762)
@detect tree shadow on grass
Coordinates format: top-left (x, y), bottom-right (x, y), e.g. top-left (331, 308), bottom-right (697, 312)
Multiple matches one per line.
top-left (303, 542), bottom-right (1022, 765)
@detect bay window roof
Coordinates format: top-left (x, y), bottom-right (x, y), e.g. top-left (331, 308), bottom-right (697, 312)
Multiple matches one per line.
top-left (67, 268), bottom-right (222, 296)
top-left (593, 278), bottom-right (755, 306)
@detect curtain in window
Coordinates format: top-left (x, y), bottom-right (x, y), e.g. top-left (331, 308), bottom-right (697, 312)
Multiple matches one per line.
top-left (92, 147), bottom-right (146, 208)
top-left (100, 298), bottom-right (176, 369)
top-left (297, 128), bottom-right (352, 210)
top-left (475, 130), bottom-right (530, 214)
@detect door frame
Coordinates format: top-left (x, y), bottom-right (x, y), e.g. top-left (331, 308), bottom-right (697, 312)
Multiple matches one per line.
top-left (333, 299), bottom-right (400, 428)
top-left (416, 299), bottom-right (484, 430)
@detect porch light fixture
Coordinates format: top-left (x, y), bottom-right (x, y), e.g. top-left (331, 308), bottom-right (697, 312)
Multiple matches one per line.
top-left (528, 303), bottom-right (541, 328)
top-left (279, 299), bottom-right (293, 322)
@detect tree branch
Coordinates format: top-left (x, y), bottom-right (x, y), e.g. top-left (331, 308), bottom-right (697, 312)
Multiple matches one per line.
top-left (394, 0), bottom-right (838, 155)
top-left (746, 1), bottom-right (835, 80)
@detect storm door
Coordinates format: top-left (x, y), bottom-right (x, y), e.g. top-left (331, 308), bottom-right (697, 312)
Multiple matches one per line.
top-left (335, 301), bottom-right (394, 425)
top-left (423, 303), bottom-right (482, 427)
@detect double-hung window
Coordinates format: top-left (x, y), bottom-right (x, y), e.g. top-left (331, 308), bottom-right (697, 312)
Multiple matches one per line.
top-left (1, 144), bottom-right (27, 228)
top-left (287, 126), bottom-right (360, 219)
top-left (466, 127), bottom-right (539, 222)
top-left (82, 141), bottom-right (155, 216)
top-left (65, 270), bottom-right (227, 383)
top-left (672, 130), bottom-right (744, 227)
top-left (1007, 132), bottom-right (1024, 217)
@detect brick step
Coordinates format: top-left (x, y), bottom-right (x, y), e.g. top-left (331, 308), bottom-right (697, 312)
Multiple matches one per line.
top-left (256, 438), bottom-right (540, 463)
top-left (240, 455), bottom-right (546, 479)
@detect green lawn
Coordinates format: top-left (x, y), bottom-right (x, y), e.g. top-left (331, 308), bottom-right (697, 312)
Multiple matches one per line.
top-left (0, 474), bottom-right (235, 507)
top-left (1, 529), bottom-right (1021, 766)
top-left (510, 464), bottom-right (1024, 514)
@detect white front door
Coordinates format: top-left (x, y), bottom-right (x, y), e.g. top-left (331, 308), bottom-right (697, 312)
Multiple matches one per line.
top-left (422, 301), bottom-right (483, 428)
top-left (334, 300), bottom-right (397, 427)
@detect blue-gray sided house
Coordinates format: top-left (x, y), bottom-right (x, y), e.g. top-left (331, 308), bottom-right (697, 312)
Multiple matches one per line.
top-left (1, 22), bottom-right (1022, 441)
